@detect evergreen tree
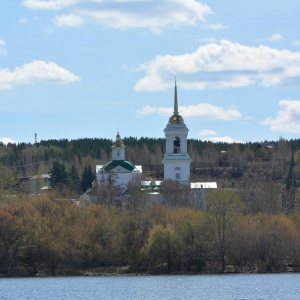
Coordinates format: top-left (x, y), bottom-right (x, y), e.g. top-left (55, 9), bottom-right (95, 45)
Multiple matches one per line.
top-left (81, 165), bottom-right (95, 193)
top-left (68, 165), bottom-right (81, 193)
top-left (49, 161), bottom-right (68, 188)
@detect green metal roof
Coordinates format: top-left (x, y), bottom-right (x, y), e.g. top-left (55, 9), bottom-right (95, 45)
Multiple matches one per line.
top-left (100, 160), bottom-right (136, 172)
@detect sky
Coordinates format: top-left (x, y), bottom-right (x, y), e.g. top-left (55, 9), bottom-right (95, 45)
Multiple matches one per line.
top-left (1, 0), bottom-right (300, 145)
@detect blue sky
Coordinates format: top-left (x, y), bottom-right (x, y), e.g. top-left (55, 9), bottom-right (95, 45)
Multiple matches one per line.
top-left (1, 0), bottom-right (300, 144)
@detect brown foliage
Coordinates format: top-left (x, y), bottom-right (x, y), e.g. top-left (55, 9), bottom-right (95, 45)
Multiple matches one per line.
top-left (1, 194), bottom-right (300, 276)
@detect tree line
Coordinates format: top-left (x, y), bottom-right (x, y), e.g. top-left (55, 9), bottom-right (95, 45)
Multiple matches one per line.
top-left (1, 190), bottom-right (300, 277)
top-left (0, 136), bottom-right (299, 195)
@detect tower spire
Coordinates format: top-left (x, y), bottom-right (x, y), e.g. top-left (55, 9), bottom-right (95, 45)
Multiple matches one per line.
top-left (168, 78), bottom-right (184, 124)
top-left (174, 78), bottom-right (178, 115)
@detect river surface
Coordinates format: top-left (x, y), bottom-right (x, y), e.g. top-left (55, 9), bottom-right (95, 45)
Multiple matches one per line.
top-left (1, 274), bottom-right (300, 300)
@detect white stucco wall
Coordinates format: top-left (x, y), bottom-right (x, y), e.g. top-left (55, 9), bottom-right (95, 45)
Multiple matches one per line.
top-left (163, 122), bottom-right (190, 184)
top-left (96, 165), bottom-right (142, 190)
top-left (163, 155), bottom-right (190, 183)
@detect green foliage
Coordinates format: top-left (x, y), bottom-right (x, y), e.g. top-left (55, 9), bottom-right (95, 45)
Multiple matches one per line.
top-left (81, 165), bottom-right (95, 193)
top-left (143, 224), bottom-right (181, 273)
top-left (286, 165), bottom-right (296, 191)
top-left (49, 161), bottom-right (68, 188)
top-left (68, 165), bottom-right (81, 193)
top-left (0, 164), bottom-right (19, 192)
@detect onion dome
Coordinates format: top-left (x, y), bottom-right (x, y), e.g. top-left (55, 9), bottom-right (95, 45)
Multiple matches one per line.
top-left (112, 132), bottom-right (124, 147)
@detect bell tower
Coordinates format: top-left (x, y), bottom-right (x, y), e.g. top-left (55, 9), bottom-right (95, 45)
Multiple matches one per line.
top-left (163, 80), bottom-right (191, 184)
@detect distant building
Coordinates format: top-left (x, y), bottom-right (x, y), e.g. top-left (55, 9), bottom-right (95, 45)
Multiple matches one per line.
top-left (258, 142), bottom-right (275, 149)
top-left (96, 132), bottom-right (142, 191)
top-left (30, 174), bottom-right (50, 194)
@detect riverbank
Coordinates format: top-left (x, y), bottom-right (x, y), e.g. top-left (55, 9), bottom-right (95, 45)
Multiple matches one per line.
top-left (3, 263), bottom-right (298, 278)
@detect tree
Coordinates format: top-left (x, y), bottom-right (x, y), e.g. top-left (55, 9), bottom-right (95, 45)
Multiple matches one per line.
top-left (81, 165), bottom-right (95, 193)
top-left (49, 161), bottom-right (68, 188)
top-left (205, 189), bottom-right (243, 273)
top-left (125, 176), bottom-right (147, 213)
top-left (226, 215), bottom-right (257, 272)
top-left (254, 215), bottom-right (295, 272)
top-left (283, 149), bottom-right (296, 213)
top-left (87, 181), bottom-right (122, 206)
top-left (0, 165), bottom-right (19, 194)
top-left (68, 165), bottom-right (81, 194)
top-left (161, 180), bottom-right (191, 207)
top-left (238, 177), bottom-right (282, 214)
top-left (143, 224), bottom-right (181, 273)
top-left (176, 214), bottom-right (207, 272)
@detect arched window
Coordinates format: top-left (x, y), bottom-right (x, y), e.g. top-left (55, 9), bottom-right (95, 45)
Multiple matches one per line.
top-left (175, 167), bottom-right (181, 179)
top-left (173, 137), bottom-right (181, 153)
top-left (117, 150), bottom-right (120, 158)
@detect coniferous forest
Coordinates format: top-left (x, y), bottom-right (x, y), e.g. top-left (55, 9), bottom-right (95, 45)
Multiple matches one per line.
top-left (0, 137), bottom-right (300, 276)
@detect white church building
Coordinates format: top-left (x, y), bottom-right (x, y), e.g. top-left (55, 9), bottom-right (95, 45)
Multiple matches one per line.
top-left (96, 132), bottom-right (142, 191)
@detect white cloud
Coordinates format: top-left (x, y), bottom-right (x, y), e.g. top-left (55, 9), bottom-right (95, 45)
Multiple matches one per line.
top-left (134, 40), bottom-right (300, 91)
top-left (81, 0), bottom-right (212, 32)
top-left (0, 39), bottom-right (6, 56)
top-left (21, 0), bottom-right (62, 10)
top-left (181, 103), bottom-right (241, 120)
top-left (54, 14), bottom-right (85, 27)
top-left (261, 100), bottom-right (300, 133)
top-left (0, 137), bottom-right (17, 145)
top-left (199, 129), bottom-right (217, 136)
top-left (200, 23), bottom-right (229, 31)
top-left (22, 0), bottom-right (212, 31)
top-left (292, 40), bottom-right (300, 46)
top-left (268, 33), bottom-right (283, 42)
top-left (137, 103), bottom-right (242, 121)
top-left (198, 38), bottom-right (217, 44)
top-left (0, 61), bottom-right (80, 90)
top-left (21, 0), bottom-right (79, 10)
top-left (207, 136), bottom-right (242, 144)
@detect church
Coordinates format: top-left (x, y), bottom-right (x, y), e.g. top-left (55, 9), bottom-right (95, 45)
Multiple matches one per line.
top-left (96, 81), bottom-right (217, 192)
top-left (96, 132), bottom-right (142, 191)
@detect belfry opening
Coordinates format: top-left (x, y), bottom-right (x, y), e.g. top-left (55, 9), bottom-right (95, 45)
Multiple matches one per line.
top-left (173, 137), bottom-right (181, 153)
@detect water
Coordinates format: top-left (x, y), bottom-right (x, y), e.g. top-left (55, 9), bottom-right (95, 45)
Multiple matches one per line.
top-left (1, 274), bottom-right (300, 300)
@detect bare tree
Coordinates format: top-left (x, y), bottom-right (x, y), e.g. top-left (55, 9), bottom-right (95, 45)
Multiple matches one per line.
top-left (161, 180), bottom-right (191, 207)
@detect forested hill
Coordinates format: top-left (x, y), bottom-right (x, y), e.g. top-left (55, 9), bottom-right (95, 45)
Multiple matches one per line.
top-left (0, 136), bottom-right (300, 200)
top-left (1, 136), bottom-right (300, 177)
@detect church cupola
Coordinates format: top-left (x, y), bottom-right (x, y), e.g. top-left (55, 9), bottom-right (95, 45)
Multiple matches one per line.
top-left (111, 132), bottom-right (125, 161)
